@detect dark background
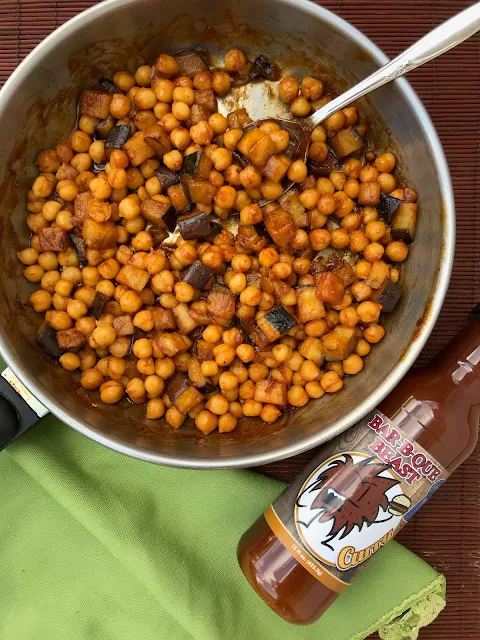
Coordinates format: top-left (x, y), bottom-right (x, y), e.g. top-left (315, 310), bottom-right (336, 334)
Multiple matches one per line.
top-left (0, 1), bottom-right (479, 637)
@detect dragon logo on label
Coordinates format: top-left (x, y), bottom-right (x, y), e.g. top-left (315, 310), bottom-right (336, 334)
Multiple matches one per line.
top-left (295, 453), bottom-right (411, 571)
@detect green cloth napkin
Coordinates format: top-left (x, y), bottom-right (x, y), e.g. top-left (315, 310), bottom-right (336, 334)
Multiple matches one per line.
top-left (0, 413), bottom-right (445, 640)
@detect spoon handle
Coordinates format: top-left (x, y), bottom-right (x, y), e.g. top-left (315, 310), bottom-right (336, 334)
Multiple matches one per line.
top-left (309, 1), bottom-right (480, 128)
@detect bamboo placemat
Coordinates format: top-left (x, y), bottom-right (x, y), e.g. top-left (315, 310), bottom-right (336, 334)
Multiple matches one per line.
top-left (0, 0), bottom-right (479, 637)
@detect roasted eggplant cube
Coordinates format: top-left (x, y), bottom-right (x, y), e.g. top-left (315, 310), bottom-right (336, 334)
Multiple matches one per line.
top-left (278, 189), bottom-right (308, 228)
top-left (167, 183), bottom-right (191, 213)
top-left (195, 339), bottom-right (215, 362)
top-left (173, 302), bottom-right (197, 334)
top-left (151, 308), bottom-right (176, 330)
top-left (144, 123), bottom-right (173, 158)
top-left (185, 178), bottom-right (217, 205)
top-left (178, 212), bottom-right (211, 240)
top-left (174, 50), bottom-right (208, 78)
top-left (105, 125), bottom-right (132, 149)
top-left (333, 263), bottom-right (357, 287)
top-left (296, 286), bottom-right (326, 323)
top-left (257, 307), bottom-right (297, 343)
top-left (366, 261), bottom-right (390, 290)
top-left (116, 265), bottom-right (150, 292)
top-left (262, 154), bottom-right (292, 182)
top-left (92, 291), bottom-right (108, 320)
top-left (158, 332), bottom-right (188, 357)
top-left (373, 280), bottom-right (402, 312)
top-left (254, 379), bottom-right (287, 407)
top-left (79, 90), bottom-right (113, 120)
top-left (140, 198), bottom-right (172, 226)
top-left (358, 181), bottom-right (381, 206)
top-left (249, 55), bottom-right (279, 81)
top-left (308, 152), bottom-right (341, 178)
top-left (329, 126), bottom-right (364, 158)
top-left (57, 329), bottom-right (85, 351)
top-left (149, 223), bottom-right (170, 245)
top-left (298, 337), bottom-right (324, 366)
top-left (207, 286), bottom-right (235, 320)
top-left (155, 165), bottom-right (181, 190)
top-left (188, 356), bottom-right (214, 390)
top-left (183, 260), bottom-right (213, 289)
top-left (95, 115), bottom-right (115, 140)
top-left (315, 272), bottom-right (345, 305)
top-left (182, 151), bottom-right (213, 179)
top-left (123, 132), bottom-right (156, 166)
top-left (113, 315), bottom-right (135, 336)
top-left (263, 206), bottom-right (296, 247)
top-left (391, 203), bottom-right (417, 244)
top-left (98, 77), bottom-right (119, 93)
top-left (166, 372), bottom-right (204, 414)
top-left (39, 227), bottom-right (69, 252)
top-left (241, 321), bottom-right (270, 349)
top-left (322, 326), bottom-right (358, 362)
top-left (37, 323), bottom-right (63, 358)
top-left (68, 233), bottom-right (88, 266)
top-left (227, 108), bottom-right (253, 130)
top-left (195, 89), bottom-right (217, 112)
top-left (237, 128), bottom-right (277, 168)
top-left (379, 192), bottom-right (402, 224)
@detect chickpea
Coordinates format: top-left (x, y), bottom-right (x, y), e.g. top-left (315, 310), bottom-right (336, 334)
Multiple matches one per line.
top-left (339, 306), bottom-right (359, 328)
top-left (258, 404), bottom-right (280, 424)
top-left (390, 267), bottom-right (400, 284)
top-left (213, 343), bottom-right (236, 367)
top-left (206, 393), bottom-right (229, 416)
top-left (126, 377), bottom-right (146, 404)
top-left (364, 324), bottom-right (385, 344)
top-left (201, 246), bottom-right (224, 270)
top-left (224, 48), bottom-right (247, 72)
top-left (59, 352), bottom-right (81, 371)
top-left (222, 129), bottom-right (243, 151)
top-left (218, 371), bottom-right (238, 392)
top-left (81, 368), bottom-right (104, 390)
top-left (242, 399), bottom-right (263, 416)
top-left (41, 271), bottom-right (61, 293)
top-left (325, 111), bottom-right (346, 131)
top-left (355, 338), bottom-right (371, 357)
top-left (378, 172), bottom-right (396, 193)
top-left (99, 380), bottom-right (124, 405)
top-left (357, 301), bottom-right (382, 323)
top-left (305, 381), bottom-right (325, 399)
top-left (151, 270), bottom-right (174, 294)
top-left (74, 286), bottom-right (96, 307)
top-left (342, 353), bottom-right (364, 375)
top-left (190, 121), bottom-right (214, 146)
top-left (349, 230), bottom-right (369, 254)
top-left (360, 165), bottom-right (379, 183)
top-left (239, 285), bottom-right (262, 307)
top-left (385, 241), bottom-right (409, 262)
top-left (17, 248), bottom-right (39, 265)
top-left (320, 371), bottom-right (344, 393)
top-left (301, 76), bottom-right (323, 101)
top-left (363, 220), bottom-right (385, 242)
top-left (212, 71), bottom-right (231, 96)
top-left (32, 175), bottom-right (54, 198)
top-left (343, 178), bottom-right (360, 200)
top-left (299, 188), bottom-right (319, 210)
top-left (300, 360), bottom-right (321, 382)
top-left (364, 242), bottom-right (385, 263)
top-left (133, 310), bottom-right (154, 332)
top-left (56, 180), bottom-right (79, 201)
top-left (155, 358), bottom-right (175, 380)
top-left (375, 152), bottom-right (396, 173)
top-left (290, 95), bottom-right (310, 117)
top-left (29, 289), bottom-right (52, 313)
top-left (91, 324), bottom-right (117, 348)
top-left (361, 206), bottom-right (379, 225)
top-left (202, 324), bottom-right (222, 344)
top-left (227, 272), bottom-right (246, 295)
top-left (287, 385), bottom-right (309, 407)
top-left (71, 130), bottom-right (92, 153)
top-left (194, 410), bottom-right (217, 435)
top-left (66, 299), bottom-right (88, 320)
top-left (330, 228), bottom-right (350, 250)
top-left (350, 282), bottom-right (372, 303)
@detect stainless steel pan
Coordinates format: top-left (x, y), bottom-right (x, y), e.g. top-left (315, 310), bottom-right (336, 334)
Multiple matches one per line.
top-left (0, 0), bottom-right (454, 468)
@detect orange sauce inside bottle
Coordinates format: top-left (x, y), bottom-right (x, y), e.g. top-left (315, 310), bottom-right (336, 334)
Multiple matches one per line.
top-left (238, 312), bottom-right (480, 624)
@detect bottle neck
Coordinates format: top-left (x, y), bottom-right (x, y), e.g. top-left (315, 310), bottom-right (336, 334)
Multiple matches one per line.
top-left (380, 311), bottom-right (480, 471)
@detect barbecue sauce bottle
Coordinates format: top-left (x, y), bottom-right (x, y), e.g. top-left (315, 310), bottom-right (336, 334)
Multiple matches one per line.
top-left (238, 306), bottom-right (480, 624)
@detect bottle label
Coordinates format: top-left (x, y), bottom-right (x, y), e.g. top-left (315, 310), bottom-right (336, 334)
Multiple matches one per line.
top-left (265, 409), bottom-right (448, 593)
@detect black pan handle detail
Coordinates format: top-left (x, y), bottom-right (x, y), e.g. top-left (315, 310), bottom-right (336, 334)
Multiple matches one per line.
top-left (0, 369), bottom-right (47, 451)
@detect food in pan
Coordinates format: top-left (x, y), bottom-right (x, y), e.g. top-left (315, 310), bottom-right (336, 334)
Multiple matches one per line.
top-left (18, 45), bottom-right (416, 434)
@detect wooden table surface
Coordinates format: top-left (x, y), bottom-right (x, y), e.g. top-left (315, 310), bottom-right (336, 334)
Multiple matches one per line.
top-left (0, 0), bottom-right (479, 637)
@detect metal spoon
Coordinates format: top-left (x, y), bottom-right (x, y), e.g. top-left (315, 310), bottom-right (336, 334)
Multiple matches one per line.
top-left (244, 1), bottom-right (480, 201)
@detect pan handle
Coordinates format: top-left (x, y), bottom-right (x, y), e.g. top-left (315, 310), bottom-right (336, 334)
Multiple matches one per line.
top-left (0, 368), bottom-right (48, 450)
